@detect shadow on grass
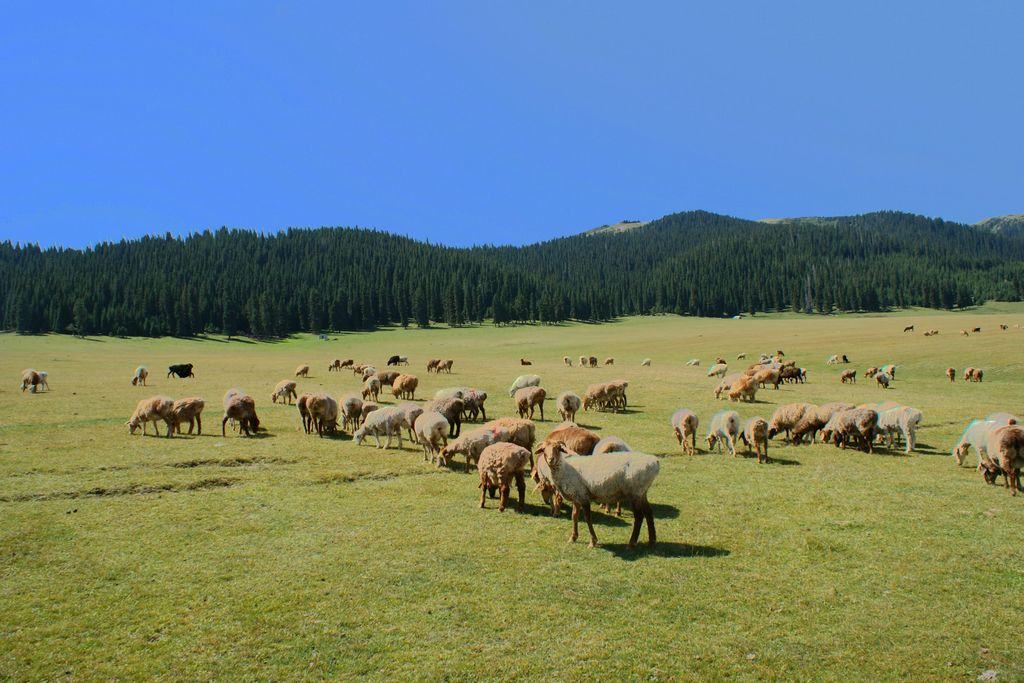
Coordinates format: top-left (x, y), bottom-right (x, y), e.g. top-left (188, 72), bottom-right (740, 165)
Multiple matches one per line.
top-left (767, 456), bottom-right (801, 466)
top-left (601, 541), bottom-right (730, 560)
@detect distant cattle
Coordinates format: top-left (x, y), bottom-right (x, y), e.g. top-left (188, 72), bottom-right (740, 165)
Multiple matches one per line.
top-left (167, 363), bottom-right (194, 379)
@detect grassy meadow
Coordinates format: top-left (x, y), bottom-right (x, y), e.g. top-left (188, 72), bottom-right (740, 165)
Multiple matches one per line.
top-left (2, 305), bottom-right (1024, 681)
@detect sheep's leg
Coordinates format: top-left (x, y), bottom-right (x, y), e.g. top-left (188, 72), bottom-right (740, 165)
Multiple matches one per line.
top-left (539, 403), bottom-right (544, 421)
top-left (628, 500), bottom-right (644, 548)
top-left (690, 432), bottom-right (696, 456)
top-left (643, 499), bottom-right (657, 546)
top-left (583, 504), bottom-right (598, 548)
top-left (570, 504), bottom-right (580, 543)
top-left (195, 415), bottom-right (202, 436)
top-left (498, 483), bottom-right (509, 512)
top-left (164, 418), bottom-right (174, 438)
top-left (515, 472), bottom-right (525, 512)
top-left (221, 416), bottom-right (229, 436)
top-left (479, 480), bottom-right (487, 508)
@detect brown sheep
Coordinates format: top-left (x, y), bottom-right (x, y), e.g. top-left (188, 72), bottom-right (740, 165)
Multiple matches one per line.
top-left (295, 364), bottom-right (310, 378)
top-left (360, 402), bottom-right (380, 424)
top-left (391, 374), bottom-right (419, 400)
top-left (792, 402), bottom-right (855, 444)
top-left (963, 367), bottom-right (975, 381)
top-left (972, 327), bottom-right (981, 333)
top-left (306, 393), bottom-right (339, 436)
top-left (819, 408), bottom-right (878, 452)
top-left (328, 359), bottom-right (342, 372)
top-left (20, 369), bottom-right (42, 393)
top-left (728, 376), bottom-right (758, 403)
top-left (741, 417), bottom-right (769, 464)
top-left (539, 422), bottom-right (600, 456)
top-left (297, 393), bottom-right (314, 433)
top-left (864, 367), bottom-right (879, 378)
top-left (520, 358), bottom-right (533, 366)
top-left (127, 396), bottom-right (175, 437)
top-left (477, 443), bottom-right (532, 512)
top-left (588, 356), bottom-right (598, 368)
top-left (222, 394), bottom-right (260, 436)
top-left (426, 358), bottom-right (441, 373)
top-left (603, 357), bottom-right (614, 366)
top-left (960, 329), bottom-right (969, 337)
top-left (753, 368), bottom-right (781, 389)
top-left (171, 397), bottom-right (205, 435)
top-left (970, 368), bottom-right (984, 382)
top-left (768, 402), bottom-right (816, 440)
top-left (946, 367), bottom-right (955, 382)
top-left (514, 386), bottom-right (546, 420)
top-left (840, 369), bottom-right (857, 384)
top-left (483, 417), bottom-right (536, 452)
top-left (424, 397), bottom-right (465, 437)
top-left (271, 380), bottom-right (298, 405)
top-left (671, 409), bottom-right (699, 456)
top-left (376, 370), bottom-right (402, 387)
top-left (361, 376), bottom-right (381, 402)
top-left (986, 423), bottom-right (1024, 495)
top-left (438, 359), bottom-right (454, 373)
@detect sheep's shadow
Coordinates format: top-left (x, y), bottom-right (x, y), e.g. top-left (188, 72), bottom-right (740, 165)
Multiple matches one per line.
top-left (766, 456), bottom-right (801, 466)
top-left (601, 542), bottom-right (730, 561)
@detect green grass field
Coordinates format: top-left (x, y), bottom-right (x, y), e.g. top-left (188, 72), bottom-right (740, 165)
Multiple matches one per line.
top-left (3, 306), bottom-right (1024, 681)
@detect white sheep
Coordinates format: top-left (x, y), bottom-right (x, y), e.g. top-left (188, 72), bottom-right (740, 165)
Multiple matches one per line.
top-left (395, 402), bottom-right (424, 441)
top-left (556, 391), bottom-right (582, 423)
top-left (362, 375), bottom-right (381, 402)
top-left (640, 358), bottom-right (652, 367)
top-left (534, 441), bottom-right (660, 548)
top-left (685, 358), bottom-right (700, 367)
top-left (953, 419), bottom-right (1000, 469)
top-left (413, 410), bottom-right (449, 464)
top-left (671, 408), bottom-right (699, 455)
top-left (563, 356), bottom-right (572, 367)
top-left (37, 371), bottom-right (49, 391)
top-left (706, 410), bottom-right (741, 456)
top-left (353, 406), bottom-right (409, 449)
top-left (706, 362), bottom-right (728, 378)
top-left (131, 366), bottom-right (148, 386)
top-left (826, 354), bottom-right (839, 365)
top-left (271, 380), bottom-right (298, 405)
top-left (592, 435), bottom-right (631, 454)
top-left (507, 373), bottom-right (541, 397)
top-left (876, 405), bottom-right (923, 453)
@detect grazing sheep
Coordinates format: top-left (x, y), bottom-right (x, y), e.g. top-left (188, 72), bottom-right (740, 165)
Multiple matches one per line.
top-left (167, 363), bottom-right (195, 379)
top-left (985, 424), bottom-right (1024, 495)
top-left (556, 391), bottom-right (582, 422)
top-left (741, 417), bottom-right (769, 463)
top-left (534, 441), bottom-right (659, 548)
top-left (819, 408), bottom-right (878, 452)
top-left (306, 393), bottom-right (340, 436)
top-left (392, 402), bottom-right (424, 441)
top-left (295, 364), bottom-right (310, 378)
top-left (728, 376), bottom-right (758, 403)
top-left (840, 369), bottom-right (857, 384)
top-left (222, 393), bottom-right (260, 436)
top-left (477, 443), bottom-right (532, 512)
top-left (685, 358), bottom-right (700, 367)
top-left (564, 356), bottom-right (572, 367)
top-left (583, 356), bottom-right (595, 368)
top-left (508, 374), bottom-right (541, 397)
top-left (671, 409), bottom-right (699, 456)
top-left (127, 396), bottom-right (175, 437)
top-left (1000, 324), bottom-right (1009, 331)
top-left (36, 371), bottom-right (50, 392)
top-left (171, 397), bottom-right (205, 435)
top-left (875, 372), bottom-right (891, 389)
top-left (903, 325), bottom-right (914, 333)
top-left (593, 436), bottom-right (631, 454)
top-left (520, 358), bottom-right (533, 366)
top-left (791, 402), bottom-right (854, 445)
top-left (582, 380), bottom-right (628, 412)
top-left (960, 329), bottom-right (969, 337)
top-left (483, 417), bottom-right (536, 452)
top-left (414, 411), bottom-right (450, 464)
top-left (439, 424), bottom-right (510, 472)
top-left (953, 419), bottom-right (998, 468)
top-left (864, 367), bottom-right (879, 379)
top-left (131, 366), bottom-right (149, 387)
top-left (826, 354), bottom-right (839, 365)
top-left (338, 394), bottom-right (363, 433)
top-left (360, 402), bottom-right (380, 424)
top-left (438, 359), bottom-right (454, 374)
top-left (360, 366), bottom-right (378, 382)
top-left (972, 327), bottom-right (981, 333)
top-left (426, 358), bottom-right (441, 373)
top-left (714, 372), bottom-right (743, 399)
top-left (641, 358), bottom-right (651, 367)
top-left (753, 368), bottom-right (781, 390)
top-left (353, 406), bottom-right (410, 449)
top-left (460, 389), bottom-right (488, 422)
top-left (328, 359), bottom-right (343, 372)
top-left (375, 370), bottom-right (402, 387)
top-left (391, 374), bottom-right (419, 401)
top-left (514, 386), bottom-right (547, 421)
top-left (970, 368), bottom-right (984, 383)
top-left (780, 366), bottom-right (803, 383)
top-left (423, 397), bottom-right (465, 437)
top-left (297, 393), bottom-right (314, 433)
top-left (768, 402), bottom-right (816, 441)
top-left (946, 367), bottom-right (956, 383)
top-left (962, 367), bottom-right (975, 382)
top-left (880, 364), bottom-right (897, 380)
top-left (271, 380), bottom-right (298, 405)
top-left (736, 353), bottom-right (747, 360)
top-left (579, 355), bottom-right (587, 367)
top-left (539, 422), bottom-right (600, 456)
top-left (604, 357), bottom-right (614, 366)
top-left (362, 376), bottom-right (381, 402)
top-left (20, 369), bottom-right (42, 393)
top-left (876, 405), bottom-right (923, 453)
top-left (386, 355), bottom-right (401, 366)
top-left (706, 410), bottom-right (741, 456)
top-left (706, 362), bottom-right (728, 378)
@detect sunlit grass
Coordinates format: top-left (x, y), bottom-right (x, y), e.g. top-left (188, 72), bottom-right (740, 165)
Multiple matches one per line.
top-left (2, 305), bottom-right (1024, 680)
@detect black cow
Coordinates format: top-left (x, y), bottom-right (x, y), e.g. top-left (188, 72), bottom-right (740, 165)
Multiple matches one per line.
top-left (386, 355), bottom-right (401, 366)
top-left (167, 363), bottom-right (195, 379)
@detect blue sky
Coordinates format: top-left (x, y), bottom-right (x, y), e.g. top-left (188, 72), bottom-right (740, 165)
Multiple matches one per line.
top-left (2, 2), bottom-right (1021, 248)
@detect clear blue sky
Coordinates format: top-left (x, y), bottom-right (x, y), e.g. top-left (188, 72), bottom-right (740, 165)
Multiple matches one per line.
top-left (2, 2), bottom-right (1022, 248)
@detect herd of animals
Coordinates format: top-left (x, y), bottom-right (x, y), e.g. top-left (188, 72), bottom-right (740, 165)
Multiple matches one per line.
top-left (15, 322), bottom-right (1024, 549)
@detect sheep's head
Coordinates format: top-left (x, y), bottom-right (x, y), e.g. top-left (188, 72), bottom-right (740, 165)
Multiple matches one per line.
top-left (438, 445), bottom-right (454, 467)
top-left (353, 427), bottom-right (366, 445)
top-left (127, 417), bottom-right (141, 434)
top-left (706, 434), bottom-right (718, 450)
top-left (538, 441), bottom-right (569, 470)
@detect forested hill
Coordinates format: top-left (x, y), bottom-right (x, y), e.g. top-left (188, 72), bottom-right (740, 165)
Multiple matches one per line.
top-left (1, 210), bottom-right (1023, 337)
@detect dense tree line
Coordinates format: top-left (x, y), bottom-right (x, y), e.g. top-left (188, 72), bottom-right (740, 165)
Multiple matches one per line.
top-left (1, 211), bottom-right (1022, 337)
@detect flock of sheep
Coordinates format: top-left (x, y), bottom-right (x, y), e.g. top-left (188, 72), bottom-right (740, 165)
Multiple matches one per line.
top-left (16, 327), bottom-right (1024, 549)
